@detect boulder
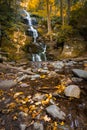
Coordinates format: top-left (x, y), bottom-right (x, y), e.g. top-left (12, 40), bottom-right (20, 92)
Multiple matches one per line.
top-left (72, 69), bottom-right (87, 80)
top-left (64, 85), bottom-right (81, 98)
top-left (46, 105), bottom-right (66, 120)
top-left (0, 80), bottom-right (17, 90)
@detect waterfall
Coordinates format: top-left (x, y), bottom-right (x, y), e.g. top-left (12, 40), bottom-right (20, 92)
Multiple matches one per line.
top-left (23, 9), bottom-right (47, 62)
top-left (23, 9), bottom-right (38, 43)
top-left (32, 43), bottom-right (47, 62)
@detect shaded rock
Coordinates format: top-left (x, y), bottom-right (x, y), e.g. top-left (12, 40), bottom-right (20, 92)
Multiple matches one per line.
top-left (46, 105), bottom-right (66, 120)
top-left (72, 69), bottom-right (87, 80)
top-left (0, 80), bottom-right (17, 90)
top-left (64, 85), bottom-right (80, 98)
top-left (33, 122), bottom-right (44, 130)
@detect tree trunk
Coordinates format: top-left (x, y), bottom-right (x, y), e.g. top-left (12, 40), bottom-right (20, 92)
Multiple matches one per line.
top-left (60, 0), bottom-right (64, 25)
top-left (46, 0), bottom-right (52, 34)
top-left (67, 0), bottom-right (71, 24)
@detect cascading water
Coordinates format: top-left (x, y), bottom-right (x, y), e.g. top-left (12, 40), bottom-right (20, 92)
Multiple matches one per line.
top-left (32, 43), bottom-right (47, 62)
top-left (23, 9), bottom-right (47, 61)
top-left (23, 9), bottom-right (38, 43)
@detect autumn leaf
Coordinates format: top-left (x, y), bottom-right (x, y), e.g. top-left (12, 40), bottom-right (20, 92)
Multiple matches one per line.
top-left (14, 92), bottom-right (24, 98)
top-left (40, 75), bottom-right (46, 79)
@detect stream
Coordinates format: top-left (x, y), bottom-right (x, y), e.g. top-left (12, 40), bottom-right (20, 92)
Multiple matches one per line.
top-left (23, 10), bottom-right (47, 62)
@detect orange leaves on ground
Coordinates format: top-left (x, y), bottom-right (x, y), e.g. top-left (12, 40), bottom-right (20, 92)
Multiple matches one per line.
top-left (13, 92), bottom-right (24, 98)
top-left (41, 93), bottom-right (52, 106)
top-left (55, 82), bottom-right (66, 93)
top-left (60, 121), bottom-right (65, 126)
top-left (43, 115), bottom-right (51, 122)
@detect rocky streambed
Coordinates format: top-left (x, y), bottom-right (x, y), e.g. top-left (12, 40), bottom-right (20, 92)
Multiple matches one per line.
top-left (0, 60), bottom-right (87, 130)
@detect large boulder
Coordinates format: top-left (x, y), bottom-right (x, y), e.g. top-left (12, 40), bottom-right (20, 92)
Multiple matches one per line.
top-left (0, 80), bottom-right (17, 90)
top-left (64, 85), bottom-right (81, 98)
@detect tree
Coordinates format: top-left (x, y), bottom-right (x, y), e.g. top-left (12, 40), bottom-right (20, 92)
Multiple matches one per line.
top-left (60, 0), bottom-right (64, 25)
top-left (67, 0), bottom-right (71, 24)
top-left (46, 0), bottom-right (52, 34)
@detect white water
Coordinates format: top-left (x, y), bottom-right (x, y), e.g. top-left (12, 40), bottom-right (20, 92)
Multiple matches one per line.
top-left (23, 9), bottom-right (38, 43)
top-left (23, 10), bottom-right (47, 61)
top-left (32, 43), bottom-right (47, 62)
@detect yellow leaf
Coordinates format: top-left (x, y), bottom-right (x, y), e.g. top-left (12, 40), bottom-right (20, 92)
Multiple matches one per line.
top-left (60, 121), bottom-right (64, 126)
top-left (14, 92), bottom-right (24, 98)
top-left (13, 116), bottom-right (17, 120)
top-left (40, 75), bottom-right (46, 79)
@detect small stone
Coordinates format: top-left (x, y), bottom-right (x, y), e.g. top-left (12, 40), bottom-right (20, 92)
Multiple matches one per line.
top-left (0, 80), bottom-right (17, 90)
top-left (64, 85), bottom-right (81, 98)
top-left (48, 71), bottom-right (58, 78)
top-left (52, 61), bottom-right (64, 69)
top-left (33, 122), bottom-right (44, 130)
top-left (31, 74), bottom-right (40, 78)
top-left (20, 83), bottom-right (29, 87)
top-left (20, 123), bottom-right (26, 130)
top-left (46, 105), bottom-right (66, 120)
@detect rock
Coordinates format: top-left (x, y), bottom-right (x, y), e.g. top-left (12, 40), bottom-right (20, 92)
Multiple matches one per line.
top-left (48, 71), bottom-right (58, 78)
top-left (20, 83), bottom-right (29, 87)
top-left (46, 105), bottom-right (66, 120)
top-left (33, 93), bottom-right (45, 101)
top-left (31, 74), bottom-right (40, 78)
top-left (52, 61), bottom-right (64, 69)
top-left (72, 69), bottom-right (87, 80)
top-left (33, 122), bottom-right (44, 130)
top-left (72, 77), bottom-right (83, 82)
top-left (20, 124), bottom-right (26, 130)
top-left (31, 74), bottom-right (40, 80)
top-left (64, 85), bottom-right (81, 98)
top-left (17, 74), bottom-right (30, 82)
top-left (0, 80), bottom-right (17, 90)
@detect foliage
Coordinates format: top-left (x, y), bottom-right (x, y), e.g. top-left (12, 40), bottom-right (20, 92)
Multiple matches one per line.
top-left (56, 25), bottom-right (74, 43)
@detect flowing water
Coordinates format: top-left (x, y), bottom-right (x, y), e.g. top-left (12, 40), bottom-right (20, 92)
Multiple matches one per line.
top-left (23, 10), bottom-right (47, 62)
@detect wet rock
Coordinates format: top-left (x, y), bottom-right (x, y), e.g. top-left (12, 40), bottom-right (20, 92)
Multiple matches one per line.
top-left (33, 122), bottom-right (44, 130)
top-left (64, 85), bottom-right (81, 98)
top-left (46, 105), bottom-right (66, 120)
top-left (72, 69), bottom-right (87, 80)
top-left (0, 80), bottom-right (17, 90)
